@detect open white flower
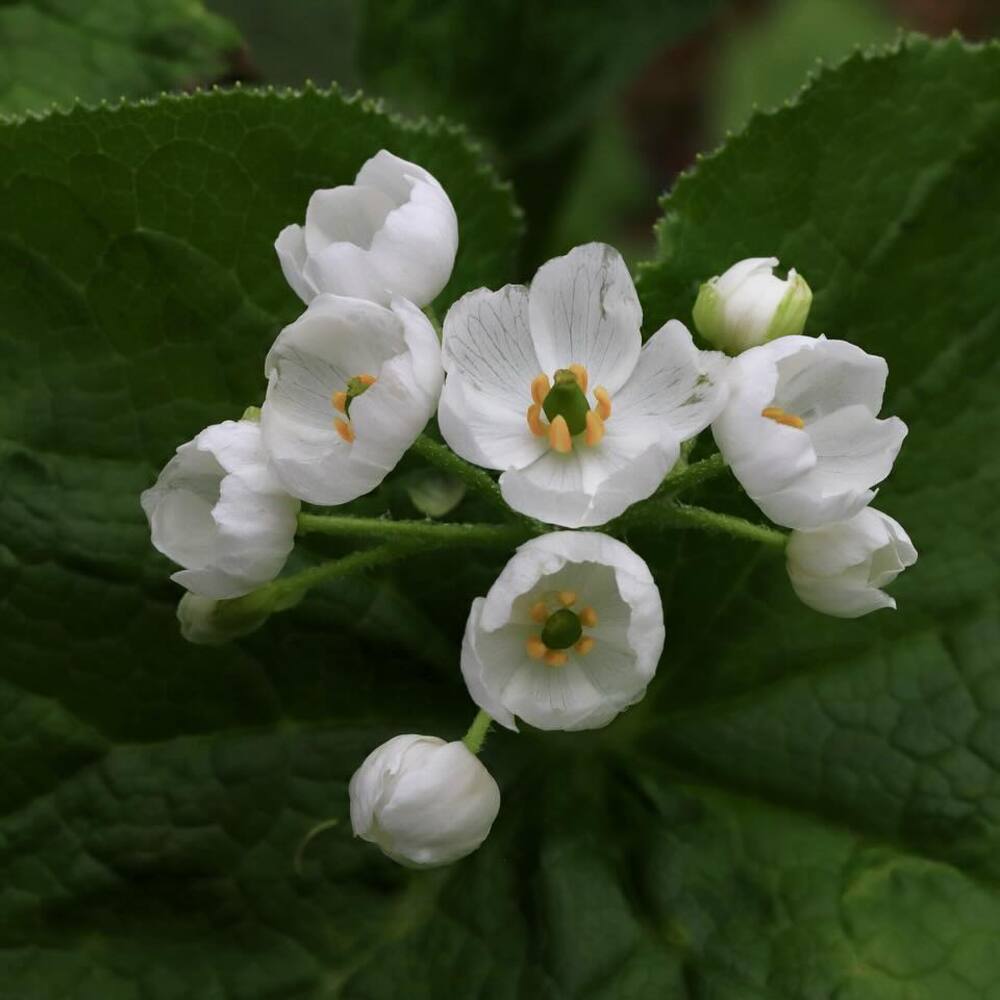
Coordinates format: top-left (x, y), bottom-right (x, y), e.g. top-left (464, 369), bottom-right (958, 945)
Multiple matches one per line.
top-left (349, 734), bottom-right (501, 868)
top-left (260, 294), bottom-right (442, 505)
top-left (712, 335), bottom-right (907, 529)
top-left (439, 243), bottom-right (727, 528)
top-left (141, 419), bottom-right (300, 599)
top-left (787, 507), bottom-right (917, 617)
top-left (461, 532), bottom-right (664, 732)
top-left (693, 256), bottom-right (812, 354)
top-left (275, 150), bottom-right (458, 308)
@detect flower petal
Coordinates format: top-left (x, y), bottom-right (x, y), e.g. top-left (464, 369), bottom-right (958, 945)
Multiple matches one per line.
top-left (528, 243), bottom-right (641, 394)
top-left (304, 184), bottom-right (396, 254)
top-left (439, 284), bottom-right (549, 470)
top-left (613, 319), bottom-right (728, 441)
top-left (274, 224), bottom-right (317, 304)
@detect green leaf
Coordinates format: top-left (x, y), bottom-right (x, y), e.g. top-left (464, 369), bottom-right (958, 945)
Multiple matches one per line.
top-left (4, 35), bottom-right (1000, 999)
top-left (0, 0), bottom-right (242, 118)
top-left (358, 0), bottom-right (725, 162)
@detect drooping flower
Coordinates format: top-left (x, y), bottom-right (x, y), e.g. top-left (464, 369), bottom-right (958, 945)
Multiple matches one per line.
top-left (140, 419), bottom-right (300, 599)
top-left (693, 256), bottom-right (812, 354)
top-left (275, 150), bottom-right (458, 308)
top-left (461, 532), bottom-right (664, 732)
top-left (786, 507), bottom-right (917, 618)
top-left (439, 243), bottom-right (727, 528)
top-left (260, 294), bottom-right (443, 505)
top-left (176, 592), bottom-right (272, 645)
top-left (712, 335), bottom-right (907, 529)
top-left (349, 734), bottom-right (501, 868)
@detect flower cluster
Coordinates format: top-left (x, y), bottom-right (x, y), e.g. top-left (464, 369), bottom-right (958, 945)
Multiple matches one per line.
top-left (142, 151), bottom-right (916, 870)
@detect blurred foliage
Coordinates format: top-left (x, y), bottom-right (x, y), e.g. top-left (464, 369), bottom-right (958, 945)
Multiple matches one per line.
top-left (710, 0), bottom-right (897, 138)
top-left (0, 0), bottom-right (240, 117)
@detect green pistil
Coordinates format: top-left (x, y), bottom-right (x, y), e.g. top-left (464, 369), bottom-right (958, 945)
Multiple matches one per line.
top-left (540, 608), bottom-right (583, 650)
top-left (343, 376), bottom-right (374, 416)
top-left (542, 369), bottom-right (590, 436)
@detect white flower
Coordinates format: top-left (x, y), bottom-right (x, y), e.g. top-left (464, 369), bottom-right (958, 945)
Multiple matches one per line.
top-left (439, 243), bottom-right (727, 528)
top-left (712, 335), bottom-right (907, 529)
top-left (275, 150), bottom-right (458, 308)
top-left (141, 419), bottom-right (300, 599)
top-left (349, 734), bottom-right (501, 868)
top-left (787, 507), bottom-right (917, 617)
top-left (461, 532), bottom-right (664, 732)
top-left (693, 256), bottom-right (812, 354)
top-left (260, 294), bottom-right (443, 505)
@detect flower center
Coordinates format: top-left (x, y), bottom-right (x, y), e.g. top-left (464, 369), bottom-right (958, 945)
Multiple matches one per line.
top-left (331, 373), bottom-right (377, 443)
top-left (761, 405), bottom-right (805, 429)
top-left (525, 365), bottom-right (612, 454)
top-left (540, 608), bottom-right (582, 649)
top-left (524, 591), bottom-right (598, 667)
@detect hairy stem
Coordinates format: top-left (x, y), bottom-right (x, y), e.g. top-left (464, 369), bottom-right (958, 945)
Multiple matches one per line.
top-left (462, 709), bottom-right (493, 754)
top-left (622, 502), bottom-right (787, 549)
top-left (298, 513), bottom-right (534, 548)
top-left (657, 452), bottom-right (729, 497)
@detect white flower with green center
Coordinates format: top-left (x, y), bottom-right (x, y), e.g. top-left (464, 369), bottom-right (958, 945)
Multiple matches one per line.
top-left (349, 734), bottom-right (501, 868)
top-left (693, 256), bottom-right (812, 354)
top-left (275, 150), bottom-right (458, 307)
top-left (787, 507), bottom-right (917, 617)
top-left (140, 419), bottom-right (300, 599)
top-left (461, 532), bottom-right (664, 732)
top-left (438, 242), bottom-right (727, 528)
top-left (260, 294), bottom-right (442, 505)
top-left (712, 335), bottom-right (908, 529)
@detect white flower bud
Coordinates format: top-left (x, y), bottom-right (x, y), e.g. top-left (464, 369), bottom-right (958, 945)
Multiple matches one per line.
top-left (349, 735), bottom-right (501, 868)
top-left (275, 149), bottom-right (458, 308)
top-left (140, 419), bottom-right (300, 599)
top-left (694, 256), bottom-right (812, 354)
top-left (176, 592), bottom-right (271, 645)
top-left (786, 508), bottom-right (917, 618)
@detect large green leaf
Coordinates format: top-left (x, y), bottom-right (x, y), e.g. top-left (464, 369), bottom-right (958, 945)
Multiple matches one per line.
top-left (0, 0), bottom-right (242, 118)
top-left (3, 35), bottom-right (1000, 1000)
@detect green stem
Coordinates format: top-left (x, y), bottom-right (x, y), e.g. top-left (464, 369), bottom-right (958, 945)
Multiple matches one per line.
top-left (298, 513), bottom-right (533, 549)
top-left (462, 709), bottom-right (493, 754)
top-left (411, 435), bottom-right (518, 522)
top-left (656, 452), bottom-right (728, 498)
top-left (622, 502), bottom-right (787, 550)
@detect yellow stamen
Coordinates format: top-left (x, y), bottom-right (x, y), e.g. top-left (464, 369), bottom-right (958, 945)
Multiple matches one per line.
top-left (579, 606), bottom-right (598, 628)
top-left (575, 636), bottom-right (595, 656)
top-left (334, 418), bottom-right (355, 443)
top-left (531, 373), bottom-right (551, 407)
top-left (544, 650), bottom-right (568, 668)
top-left (527, 402), bottom-right (546, 437)
top-left (526, 636), bottom-right (547, 660)
top-left (567, 363), bottom-right (589, 395)
top-left (584, 410), bottom-right (605, 447)
top-left (548, 415), bottom-right (572, 453)
top-left (331, 391), bottom-right (348, 414)
top-left (356, 373), bottom-right (377, 387)
top-left (594, 386), bottom-right (612, 421)
top-left (529, 601), bottom-right (548, 624)
top-left (558, 590), bottom-right (577, 607)
top-left (761, 406), bottom-right (805, 430)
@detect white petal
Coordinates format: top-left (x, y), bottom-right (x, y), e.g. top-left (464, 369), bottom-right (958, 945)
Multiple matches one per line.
top-left (528, 243), bottom-right (641, 394)
top-left (439, 283), bottom-right (549, 470)
top-left (274, 224), bottom-right (317, 304)
top-left (712, 256), bottom-right (779, 297)
top-left (304, 184), bottom-right (396, 254)
top-left (500, 435), bottom-right (676, 528)
top-left (613, 319), bottom-right (728, 441)
top-left (303, 241), bottom-right (393, 305)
